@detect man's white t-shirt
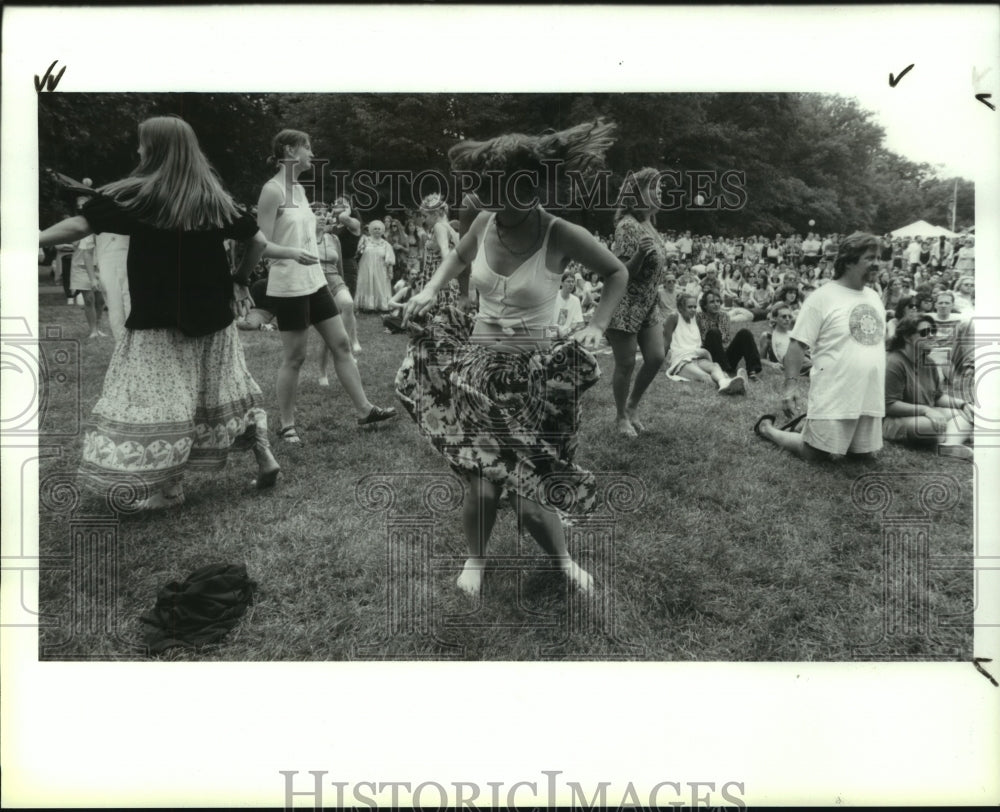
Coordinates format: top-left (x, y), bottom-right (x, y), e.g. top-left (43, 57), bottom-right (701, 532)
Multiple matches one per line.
top-left (906, 240), bottom-right (922, 264)
top-left (790, 281), bottom-right (886, 419)
top-left (552, 292), bottom-right (583, 334)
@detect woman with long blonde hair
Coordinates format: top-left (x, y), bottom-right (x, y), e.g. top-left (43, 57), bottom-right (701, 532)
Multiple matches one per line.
top-left (39, 116), bottom-right (304, 509)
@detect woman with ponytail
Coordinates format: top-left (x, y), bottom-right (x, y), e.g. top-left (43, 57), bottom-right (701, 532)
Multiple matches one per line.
top-left (39, 116), bottom-right (295, 509)
top-left (257, 130), bottom-right (396, 444)
top-left (398, 120), bottom-right (628, 599)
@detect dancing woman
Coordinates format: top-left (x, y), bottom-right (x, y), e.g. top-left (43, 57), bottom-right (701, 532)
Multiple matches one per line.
top-left (257, 130), bottom-right (396, 443)
top-left (398, 120), bottom-right (627, 598)
top-left (605, 167), bottom-right (669, 437)
top-left (39, 116), bottom-right (286, 509)
top-left (417, 193), bottom-right (461, 309)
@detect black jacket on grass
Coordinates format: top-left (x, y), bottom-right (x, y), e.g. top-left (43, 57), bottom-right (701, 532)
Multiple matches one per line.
top-left (140, 563), bottom-right (255, 653)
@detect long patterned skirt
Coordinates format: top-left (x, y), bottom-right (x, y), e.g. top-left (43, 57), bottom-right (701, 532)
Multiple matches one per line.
top-left (395, 307), bottom-right (601, 518)
top-left (79, 323), bottom-right (266, 494)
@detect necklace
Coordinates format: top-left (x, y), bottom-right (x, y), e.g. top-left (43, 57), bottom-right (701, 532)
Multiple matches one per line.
top-left (494, 208), bottom-right (541, 257)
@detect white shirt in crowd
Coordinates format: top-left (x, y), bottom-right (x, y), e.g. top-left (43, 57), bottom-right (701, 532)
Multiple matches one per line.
top-left (790, 281), bottom-right (886, 420)
top-left (551, 292), bottom-right (584, 336)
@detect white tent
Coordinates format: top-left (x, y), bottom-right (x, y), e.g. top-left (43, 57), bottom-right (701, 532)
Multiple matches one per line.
top-left (890, 220), bottom-right (960, 239)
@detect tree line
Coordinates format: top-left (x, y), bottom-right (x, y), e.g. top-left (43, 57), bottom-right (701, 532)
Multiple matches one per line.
top-left (38, 92), bottom-right (974, 237)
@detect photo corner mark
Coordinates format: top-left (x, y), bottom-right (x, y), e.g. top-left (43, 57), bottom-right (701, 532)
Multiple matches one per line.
top-left (888, 63), bottom-right (914, 87)
top-left (34, 60), bottom-right (66, 93)
top-left (972, 658), bottom-right (999, 687)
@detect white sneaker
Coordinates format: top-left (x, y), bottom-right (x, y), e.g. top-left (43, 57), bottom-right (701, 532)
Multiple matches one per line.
top-left (66, 297), bottom-right (74, 305)
top-left (317, 376), bottom-right (330, 387)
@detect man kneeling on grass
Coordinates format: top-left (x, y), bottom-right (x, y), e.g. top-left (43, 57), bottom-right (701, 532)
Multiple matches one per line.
top-left (663, 293), bottom-right (746, 394)
top-left (755, 232), bottom-right (885, 461)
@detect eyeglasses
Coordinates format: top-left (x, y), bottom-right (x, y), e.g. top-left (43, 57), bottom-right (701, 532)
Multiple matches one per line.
top-left (917, 326), bottom-right (937, 337)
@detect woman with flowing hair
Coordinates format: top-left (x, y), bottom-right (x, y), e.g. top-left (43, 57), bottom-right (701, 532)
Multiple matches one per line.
top-left (398, 120), bottom-right (628, 598)
top-left (257, 130), bottom-right (396, 444)
top-left (39, 115), bottom-right (297, 509)
top-left (604, 167), bottom-right (669, 437)
top-left (417, 192), bottom-right (461, 309)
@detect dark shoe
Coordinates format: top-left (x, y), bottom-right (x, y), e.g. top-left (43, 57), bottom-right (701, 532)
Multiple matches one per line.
top-left (358, 405), bottom-right (397, 427)
top-left (753, 414), bottom-right (777, 438)
top-left (278, 425), bottom-right (302, 444)
top-left (781, 414), bottom-right (806, 432)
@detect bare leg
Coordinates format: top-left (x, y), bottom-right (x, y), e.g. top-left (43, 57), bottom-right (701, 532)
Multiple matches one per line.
top-left (83, 289), bottom-right (99, 336)
top-left (313, 315), bottom-right (375, 416)
top-left (510, 492), bottom-right (593, 593)
top-left (277, 329), bottom-right (309, 430)
top-left (458, 473), bottom-right (501, 597)
top-left (758, 418), bottom-right (828, 461)
top-left (606, 328), bottom-right (639, 437)
top-left (335, 289), bottom-right (361, 352)
top-left (625, 323), bottom-right (666, 431)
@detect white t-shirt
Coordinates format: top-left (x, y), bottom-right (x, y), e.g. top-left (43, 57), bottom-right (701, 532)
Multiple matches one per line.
top-left (552, 292), bottom-right (583, 335)
top-left (790, 281), bottom-right (886, 419)
top-left (906, 241), bottom-right (922, 264)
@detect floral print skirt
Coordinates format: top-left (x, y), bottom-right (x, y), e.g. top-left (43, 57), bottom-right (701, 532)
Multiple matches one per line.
top-left (395, 306), bottom-right (601, 518)
top-left (80, 323), bottom-right (266, 494)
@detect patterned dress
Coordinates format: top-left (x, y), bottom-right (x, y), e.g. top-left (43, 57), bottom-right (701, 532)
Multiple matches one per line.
top-left (394, 307), bottom-right (601, 518)
top-left (606, 215), bottom-right (667, 333)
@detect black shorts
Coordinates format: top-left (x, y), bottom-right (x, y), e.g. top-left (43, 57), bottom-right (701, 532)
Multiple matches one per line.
top-left (269, 286), bottom-right (340, 332)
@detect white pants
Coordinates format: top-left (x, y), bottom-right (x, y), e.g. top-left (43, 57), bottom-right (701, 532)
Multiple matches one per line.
top-left (95, 233), bottom-right (130, 341)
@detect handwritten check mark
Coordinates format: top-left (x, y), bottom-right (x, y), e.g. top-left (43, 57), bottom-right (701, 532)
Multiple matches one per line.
top-left (888, 64), bottom-right (914, 87)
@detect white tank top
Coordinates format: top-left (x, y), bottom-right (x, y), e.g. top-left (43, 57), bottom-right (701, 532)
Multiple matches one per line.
top-left (668, 314), bottom-right (703, 366)
top-left (264, 179), bottom-right (326, 298)
top-left (470, 214), bottom-right (562, 331)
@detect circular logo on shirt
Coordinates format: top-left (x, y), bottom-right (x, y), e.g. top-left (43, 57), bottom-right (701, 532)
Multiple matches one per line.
top-left (849, 303), bottom-right (883, 345)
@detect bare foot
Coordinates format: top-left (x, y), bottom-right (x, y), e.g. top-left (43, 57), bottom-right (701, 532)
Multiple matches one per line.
top-left (137, 488), bottom-right (185, 512)
top-left (616, 417), bottom-right (638, 438)
top-left (457, 558), bottom-right (485, 597)
top-left (561, 558), bottom-right (594, 594)
top-left (625, 405), bottom-right (645, 433)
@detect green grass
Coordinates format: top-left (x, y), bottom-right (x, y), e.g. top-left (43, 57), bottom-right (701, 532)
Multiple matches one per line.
top-left (36, 288), bottom-right (974, 661)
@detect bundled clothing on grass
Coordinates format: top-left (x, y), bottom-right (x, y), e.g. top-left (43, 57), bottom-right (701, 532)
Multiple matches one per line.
top-left (140, 563), bottom-right (256, 653)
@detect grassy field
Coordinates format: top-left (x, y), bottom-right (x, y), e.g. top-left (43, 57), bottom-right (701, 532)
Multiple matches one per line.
top-left (35, 285), bottom-right (975, 661)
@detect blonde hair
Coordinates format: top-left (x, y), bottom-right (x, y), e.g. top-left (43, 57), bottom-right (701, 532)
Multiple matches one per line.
top-left (100, 116), bottom-right (240, 230)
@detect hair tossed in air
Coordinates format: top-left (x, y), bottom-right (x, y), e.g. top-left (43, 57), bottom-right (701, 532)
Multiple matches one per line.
top-left (447, 119), bottom-right (617, 178)
top-left (833, 232), bottom-right (879, 278)
top-left (99, 116), bottom-right (240, 231)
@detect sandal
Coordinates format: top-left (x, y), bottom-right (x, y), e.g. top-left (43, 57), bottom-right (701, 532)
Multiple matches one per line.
top-left (753, 414), bottom-right (777, 438)
top-left (781, 414), bottom-right (806, 432)
top-left (278, 425), bottom-right (302, 444)
top-left (357, 405), bottom-right (397, 427)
